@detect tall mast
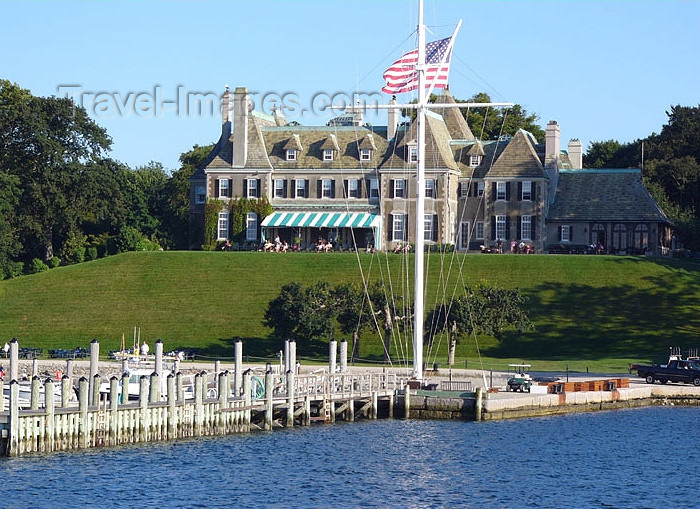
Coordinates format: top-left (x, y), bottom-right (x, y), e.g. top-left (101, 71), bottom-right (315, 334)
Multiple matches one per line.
top-left (413, 1), bottom-right (427, 381)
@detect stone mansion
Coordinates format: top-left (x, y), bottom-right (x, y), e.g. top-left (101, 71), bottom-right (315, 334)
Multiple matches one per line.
top-left (190, 86), bottom-right (672, 255)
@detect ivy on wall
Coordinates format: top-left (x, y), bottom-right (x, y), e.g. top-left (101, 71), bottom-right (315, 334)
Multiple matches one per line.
top-left (202, 199), bottom-right (224, 250)
top-left (228, 197), bottom-right (273, 241)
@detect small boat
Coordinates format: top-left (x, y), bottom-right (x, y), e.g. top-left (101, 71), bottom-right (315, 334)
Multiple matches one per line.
top-left (3, 380), bottom-right (79, 410)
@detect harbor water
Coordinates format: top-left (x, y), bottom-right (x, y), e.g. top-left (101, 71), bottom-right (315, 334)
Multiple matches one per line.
top-left (1, 406), bottom-right (697, 508)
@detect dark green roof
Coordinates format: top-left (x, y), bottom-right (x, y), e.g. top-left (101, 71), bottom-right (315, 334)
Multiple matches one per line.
top-left (548, 169), bottom-right (671, 223)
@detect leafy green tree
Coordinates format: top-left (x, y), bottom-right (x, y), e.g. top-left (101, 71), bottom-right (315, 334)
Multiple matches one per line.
top-left (0, 170), bottom-right (21, 277)
top-left (263, 281), bottom-right (338, 345)
top-left (333, 282), bottom-right (371, 361)
top-left (584, 139), bottom-right (640, 169)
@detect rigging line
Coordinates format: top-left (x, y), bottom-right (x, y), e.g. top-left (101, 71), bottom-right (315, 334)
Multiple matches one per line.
top-left (453, 54), bottom-right (507, 101)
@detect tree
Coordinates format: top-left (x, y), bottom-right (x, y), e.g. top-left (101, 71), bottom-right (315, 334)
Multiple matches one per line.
top-left (583, 139), bottom-right (640, 169)
top-left (0, 170), bottom-right (21, 277)
top-left (0, 80), bottom-right (112, 262)
top-left (333, 282), bottom-right (371, 361)
top-left (263, 281), bottom-right (338, 345)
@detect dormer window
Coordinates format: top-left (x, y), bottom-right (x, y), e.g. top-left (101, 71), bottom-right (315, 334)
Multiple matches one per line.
top-left (286, 149), bottom-right (297, 161)
top-left (409, 146), bottom-right (418, 163)
top-left (469, 154), bottom-right (482, 167)
top-left (360, 148), bottom-right (371, 161)
top-left (323, 149), bottom-right (334, 161)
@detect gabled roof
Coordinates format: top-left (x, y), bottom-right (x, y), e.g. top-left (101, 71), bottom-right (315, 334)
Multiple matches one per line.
top-left (548, 169), bottom-right (671, 223)
top-left (433, 90), bottom-right (475, 141)
top-left (283, 134), bottom-right (303, 151)
top-left (486, 129), bottom-right (548, 179)
top-left (319, 134), bottom-right (340, 151)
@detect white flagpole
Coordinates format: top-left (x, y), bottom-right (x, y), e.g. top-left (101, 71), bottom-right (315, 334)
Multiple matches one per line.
top-left (413, 0), bottom-right (426, 381)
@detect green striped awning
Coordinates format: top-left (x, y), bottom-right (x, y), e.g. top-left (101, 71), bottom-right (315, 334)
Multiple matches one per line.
top-left (261, 212), bottom-right (380, 229)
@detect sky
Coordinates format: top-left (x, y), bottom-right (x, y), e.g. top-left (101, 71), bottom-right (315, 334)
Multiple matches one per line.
top-left (2, 0), bottom-right (699, 172)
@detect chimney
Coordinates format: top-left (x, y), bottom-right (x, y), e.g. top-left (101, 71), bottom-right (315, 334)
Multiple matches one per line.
top-left (387, 95), bottom-right (399, 141)
top-left (545, 120), bottom-right (560, 166)
top-left (568, 139), bottom-right (583, 168)
top-left (221, 85), bottom-right (232, 138)
top-left (232, 87), bottom-right (249, 168)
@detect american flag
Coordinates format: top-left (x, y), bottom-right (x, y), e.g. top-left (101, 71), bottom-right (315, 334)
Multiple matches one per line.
top-left (382, 36), bottom-right (453, 94)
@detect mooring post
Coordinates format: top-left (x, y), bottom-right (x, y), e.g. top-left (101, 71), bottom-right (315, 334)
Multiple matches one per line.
top-left (329, 339), bottom-right (337, 377)
top-left (155, 339), bottom-right (163, 379)
top-left (284, 339), bottom-right (290, 373)
top-left (286, 369), bottom-right (295, 428)
top-left (304, 394), bottom-right (311, 426)
top-left (218, 371), bottom-right (228, 406)
top-left (9, 381), bottom-right (20, 456)
top-left (214, 360), bottom-right (221, 382)
top-left (0, 379), bottom-right (3, 412)
top-left (31, 358), bottom-right (38, 378)
top-left (176, 371), bottom-right (183, 403)
top-left (340, 339), bottom-right (348, 373)
top-left (109, 376), bottom-right (119, 445)
top-left (194, 372), bottom-right (203, 436)
top-left (65, 358), bottom-right (74, 386)
top-left (121, 372), bottom-right (129, 406)
top-left (45, 378), bottom-right (55, 452)
top-left (61, 375), bottom-right (71, 408)
top-left (475, 386), bottom-right (483, 422)
top-left (289, 340), bottom-right (297, 374)
top-left (371, 391), bottom-right (378, 419)
top-left (234, 339), bottom-right (243, 396)
top-left (139, 375), bottom-right (149, 442)
top-left (89, 339), bottom-right (99, 403)
top-left (91, 374), bottom-right (101, 407)
top-left (121, 359), bottom-right (128, 375)
top-left (149, 372), bottom-right (160, 403)
top-left (30, 375), bottom-right (40, 410)
top-left (9, 337), bottom-right (18, 382)
top-left (264, 369), bottom-right (273, 431)
top-left (167, 373), bottom-right (176, 439)
top-left (243, 370), bottom-right (252, 433)
top-left (78, 377), bottom-right (89, 449)
top-left (404, 383), bottom-right (411, 419)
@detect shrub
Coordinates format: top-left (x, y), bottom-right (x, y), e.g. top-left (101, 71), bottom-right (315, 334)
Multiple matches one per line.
top-left (48, 257), bottom-right (61, 268)
top-left (85, 246), bottom-right (98, 261)
top-left (28, 258), bottom-right (49, 274)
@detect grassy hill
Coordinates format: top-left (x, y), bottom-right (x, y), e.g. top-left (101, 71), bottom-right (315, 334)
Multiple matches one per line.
top-left (1, 251), bottom-right (698, 373)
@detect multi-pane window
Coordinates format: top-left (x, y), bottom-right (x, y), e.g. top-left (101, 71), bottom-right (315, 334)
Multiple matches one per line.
top-left (392, 213), bottom-right (406, 241)
top-left (634, 224), bottom-right (649, 249)
top-left (469, 154), bottom-right (481, 167)
top-left (477, 182), bottom-right (484, 196)
top-left (409, 146), bottom-right (418, 162)
top-left (394, 179), bottom-right (405, 198)
top-left (219, 179), bottom-right (230, 198)
top-left (521, 181), bottom-right (532, 201)
top-left (496, 182), bottom-right (507, 201)
top-left (425, 178), bottom-right (435, 198)
top-left (195, 185), bottom-right (206, 204)
top-left (246, 212), bottom-right (257, 241)
top-left (217, 212), bottom-right (229, 240)
top-left (475, 221), bottom-right (484, 240)
top-left (369, 178), bottom-right (379, 199)
top-left (424, 214), bottom-right (436, 241)
top-left (323, 149), bottom-right (334, 161)
top-left (295, 179), bottom-right (306, 198)
top-left (521, 215), bottom-right (532, 240)
top-left (274, 179), bottom-right (285, 198)
top-left (348, 179), bottom-right (359, 198)
top-left (561, 225), bottom-right (571, 242)
top-left (247, 179), bottom-right (258, 198)
top-left (495, 215), bottom-right (506, 241)
top-left (360, 148), bottom-right (371, 161)
top-left (322, 179), bottom-right (333, 198)
top-left (286, 149), bottom-right (297, 161)
top-left (460, 221), bottom-right (470, 249)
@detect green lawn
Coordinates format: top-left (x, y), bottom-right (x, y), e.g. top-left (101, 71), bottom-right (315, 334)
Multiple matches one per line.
top-left (1, 251), bottom-right (698, 373)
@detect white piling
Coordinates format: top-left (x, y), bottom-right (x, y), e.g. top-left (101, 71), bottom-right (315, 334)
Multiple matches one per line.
top-left (9, 338), bottom-right (18, 382)
top-left (340, 339), bottom-right (348, 373)
top-left (329, 339), bottom-right (337, 376)
top-left (234, 339), bottom-right (243, 396)
top-left (155, 339), bottom-right (163, 379)
top-left (89, 339), bottom-right (99, 402)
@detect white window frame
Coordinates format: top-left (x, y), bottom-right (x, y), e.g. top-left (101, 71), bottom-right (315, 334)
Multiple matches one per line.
top-left (295, 179), bottom-right (306, 198)
top-left (369, 178), bottom-right (379, 199)
top-left (217, 211), bottom-right (229, 240)
top-left (360, 148), bottom-right (371, 161)
top-left (425, 178), bottom-right (435, 198)
top-left (495, 215), bottom-right (506, 241)
top-left (394, 179), bottom-right (405, 198)
top-left (409, 145), bottom-right (418, 163)
top-left (521, 181), bottom-right (532, 201)
top-left (219, 179), bottom-right (229, 198)
top-left (274, 179), bottom-right (285, 199)
top-left (496, 181), bottom-right (507, 201)
top-left (246, 212), bottom-right (257, 241)
top-left (348, 179), bottom-right (359, 198)
top-left (286, 149), bottom-right (297, 161)
top-left (561, 225), bottom-right (571, 242)
top-left (460, 221), bottom-right (471, 249)
top-left (323, 149), bottom-right (334, 161)
top-left (247, 179), bottom-right (258, 198)
top-left (424, 214), bottom-right (434, 242)
top-left (477, 181), bottom-right (484, 196)
top-left (392, 213), bottom-right (406, 241)
top-left (195, 185), bottom-right (206, 204)
top-left (521, 215), bottom-right (532, 241)
top-left (475, 221), bottom-right (484, 240)
top-left (469, 154), bottom-right (481, 167)
top-left (322, 179), bottom-right (333, 199)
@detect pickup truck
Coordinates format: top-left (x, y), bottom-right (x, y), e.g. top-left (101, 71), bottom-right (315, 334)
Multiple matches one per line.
top-left (630, 359), bottom-right (700, 386)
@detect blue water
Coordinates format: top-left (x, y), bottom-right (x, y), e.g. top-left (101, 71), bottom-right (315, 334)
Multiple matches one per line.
top-left (1, 406), bottom-right (697, 508)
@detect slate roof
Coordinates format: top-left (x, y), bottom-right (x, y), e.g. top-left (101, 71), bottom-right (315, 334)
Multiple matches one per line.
top-left (433, 89), bottom-right (475, 141)
top-left (486, 129), bottom-right (548, 179)
top-left (548, 169), bottom-right (671, 223)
